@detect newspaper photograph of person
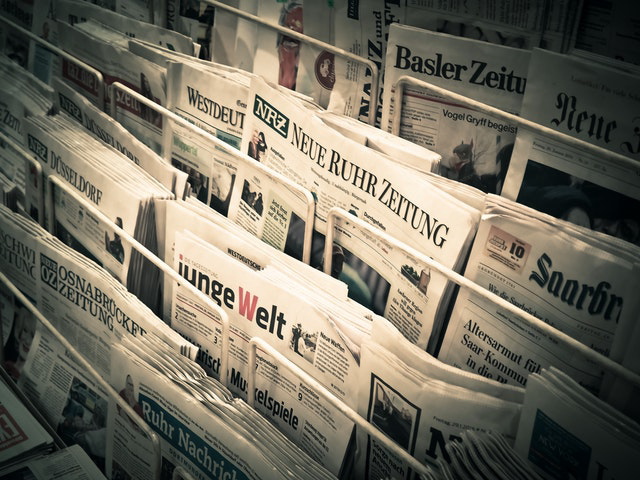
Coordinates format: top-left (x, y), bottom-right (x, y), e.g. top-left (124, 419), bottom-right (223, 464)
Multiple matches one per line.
top-left (289, 323), bottom-right (317, 363)
top-left (241, 179), bottom-right (264, 217)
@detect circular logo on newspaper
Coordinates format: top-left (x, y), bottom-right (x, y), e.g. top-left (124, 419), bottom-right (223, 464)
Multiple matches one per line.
top-left (315, 51), bottom-right (335, 90)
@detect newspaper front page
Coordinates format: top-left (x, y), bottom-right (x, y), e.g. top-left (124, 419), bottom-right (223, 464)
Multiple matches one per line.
top-left (355, 339), bottom-right (522, 479)
top-left (381, 23), bottom-right (530, 195)
top-left (515, 369), bottom-right (640, 480)
top-left (165, 60), bottom-right (249, 150)
top-left (172, 230), bottom-right (360, 408)
top-left (438, 196), bottom-right (640, 394)
top-left (519, 48), bottom-right (640, 161)
top-left (241, 75), bottom-right (480, 276)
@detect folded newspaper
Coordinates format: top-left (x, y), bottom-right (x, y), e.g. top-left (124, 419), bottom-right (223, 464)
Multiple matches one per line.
top-left (241, 75), bottom-right (480, 278)
top-left (381, 23), bottom-right (530, 195)
top-left (438, 195), bottom-right (640, 394)
top-left (519, 48), bottom-right (640, 162)
top-left (355, 332), bottom-right (522, 478)
top-left (0, 375), bottom-right (54, 469)
top-left (515, 366), bottom-right (640, 479)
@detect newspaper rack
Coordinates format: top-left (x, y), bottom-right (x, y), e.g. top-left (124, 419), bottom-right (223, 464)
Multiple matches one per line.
top-left (324, 206), bottom-right (640, 390)
top-left (247, 336), bottom-right (437, 480)
top-left (109, 81), bottom-right (316, 265)
top-left (0, 270), bottom-right (162, 479)
top-left (205, 0), bottom-right (380, 126)
top-left (45, 174), bottom-right (232, 378)
top-left (390, 74), bottom-right (640, 179)
top-left (0, 15), bottom-right (106, 109)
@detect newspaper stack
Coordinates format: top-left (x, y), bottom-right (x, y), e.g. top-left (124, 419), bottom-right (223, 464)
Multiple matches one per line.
top-left (0, 54), bottom-right (54, 219)
top-left (55, 0), bottom-right (198, 56)
top-left (515, 367), bottom-right (640, 479)
top-left (436, 430), bottom-right (543, 480)
top-left (0, 0), bottom-right (56, 77)
top-left (109, 336), bottom-right (337, 479)
top-left (56, 19), bottom-right (167, 152)
top-left (381, 23), bottom-right (530, 195)
top-left (0, 203), bottom-right (196, 381)
top-left (438, 195), bottom-right (640, 395)
top-left (9, 305), bottom-right (161, 479)
top-left (155, 198), bottom-right (364, 475)
top-left (0, 444), bottom-right (108, 480)
top-left (0, 376), bottom-right (55, 470)
top-left (355, 317), bottom-right (523, 478)
top-left (53, 77), bottom-right (189, 199)
top-left (316, 110), bottom-right (441, 175)
top-left (23, 110), bottom-right (175, 307)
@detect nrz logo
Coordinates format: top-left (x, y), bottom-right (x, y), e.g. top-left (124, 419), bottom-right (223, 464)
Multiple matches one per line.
top-left (40, 253), bottom-right (58, 289)
top-left (27, 135), bottom-right (48, 163)
top-left (253, 95), bottom-right (289, 138)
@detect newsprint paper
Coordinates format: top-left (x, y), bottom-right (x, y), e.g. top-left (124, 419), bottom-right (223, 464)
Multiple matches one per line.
top-left (241, 75), bottom-right (480, 276)
top-left (519, 48), bottom-right (640, 162)
top-left (438, 196), bottom-right (640, 395)
top-left (355, 336), bottom-right (522, 479)
top-left (514, 367), bottom-right (640, 480)
top-left (171, 229), bottom-right (360, 408)
top-left (16, 322), bottom-right (159, 479)
top-left (381, 23), bottom-right (530, 195)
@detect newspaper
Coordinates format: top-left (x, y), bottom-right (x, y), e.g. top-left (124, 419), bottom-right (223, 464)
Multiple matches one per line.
top-left (0, 203), bottom-right (196, 380)
top-left (519, 48), bottom-right (640, 161)
top-left (15, 321), bottom-right (160, 479)
top-left (500, 122), bottom-right (640, 248)
top-left (436, 430), bottom-right (544, 480)
top-left (165, 59), bottom-right (250, 150)
top-left (404, 0), bottom-right (582, 53)
top-left (241, 75), bottom-right (480, 277)
top-left (381, 23), bottom-right (529, 195)
top-left (0, 0), bottom-right (58, 82)
top-left (53, 78), bottom-right (188, 198)
top-left (109, 339), bottom-right (336, 479)
top-left (316, 110), bottom-right (441, 175)
top-left (56, 20), bottom-right (167, 153)
top-left (56, 0), bottom-right (198, 55)
top-left (355, 338), bottom-right (522, 478)
top-left (438, 195), bottom-right (640, 395)
top-left (0, 375), bottom-right (54, 468)
top-left (160, 106), bottom-right (314, 263)
top-left (514, 367), bottom-right (640, 479)
top-left (23, 112), bottom-right (173, 289)
top-left (171, 229), bottom-right (360, 408)
top-left (324, 208), bottom-right (455, 352)
top-left (16, 324), bottom-right (109, 476)
top-left (0, 54), bottom-right (54, 216)
top-left (0, 444), bottom-right (108, 479)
